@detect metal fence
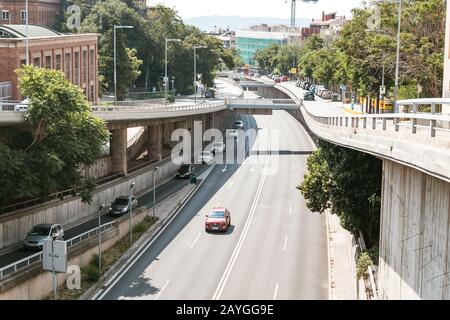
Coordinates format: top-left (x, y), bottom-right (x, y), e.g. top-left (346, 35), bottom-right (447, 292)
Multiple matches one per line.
top-left (0, 220), bottom-right (117, 279)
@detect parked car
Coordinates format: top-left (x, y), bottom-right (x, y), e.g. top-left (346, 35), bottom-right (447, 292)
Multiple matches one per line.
top-left (296, 80), bottom-right (302, 87)
top-left (176, 164), bottom-right (194, 179)
top-left (235, 120), bottom-right (245, 129)
top-left (198, 151), bottom-right (214, 164)
top-left (281, 76), bottom-right (289, 82)
top-left (227, 129), bottom-right (239, 141)
top-left (274, 77), bottom-right (281, 83)
top-left (109, 196), bottom-right (138, 216)
top-left (205, 207), bottom-right (231, 232)
top-left (316, 88), bottom-right (327, 97)
top-left (24, 224), bottom-right (64, 250)
top-left (303, 91), bottom-right (315, 101)
top-left (204, 88), bottom-right (216, 98)
top-left (309, 85), bottom-right (316, 93)
top-left (212, 141), bottom-right (226, 154)
top-left (304, 83), bottom-right (312, 90)
top-left (14, 98), bottom-right (29, 112)
top-left (301, 82), bottom-right (310, 89)
top-left (321, 90), bottom-right (333, 100)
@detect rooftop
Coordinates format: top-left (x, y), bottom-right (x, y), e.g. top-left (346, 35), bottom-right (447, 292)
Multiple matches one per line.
top-left (0, 24), bottom-right (61, 39)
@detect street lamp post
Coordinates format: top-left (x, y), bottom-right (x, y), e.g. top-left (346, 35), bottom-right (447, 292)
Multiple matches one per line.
top-left (165, 38), bottom-right (182, 101)
top-left (171, 77), bottom-right (175, 92)
top-left (25, 0), bottom-right (29, 64)
top-left (193, 45), bottom-right (207, 103)
top-left (129, 182), bottom-right (135, 246)
top-left (393, 0), bottom-right (403, 110)
top-left (114, 25), bottom-right (134, 104)
top-left (153, 167), bottom-right (159, 219)
top-left (97, 204), bottom-right (105, 271)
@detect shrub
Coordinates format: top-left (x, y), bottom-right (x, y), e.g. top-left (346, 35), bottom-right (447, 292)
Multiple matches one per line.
top-left (84, 264), bottom-right (100, 282)
top-left (356, 252), bottom-right (373, 280)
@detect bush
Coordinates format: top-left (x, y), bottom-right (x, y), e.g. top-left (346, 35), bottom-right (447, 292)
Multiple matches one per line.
top-left (84, 264), bottom-right (100, 282)
top-left (356, 252), bottom-right (373, 280)
top-left (167, 95), bottom-right (175, 103)
top-left (133, 222), bottom-right (146, 234)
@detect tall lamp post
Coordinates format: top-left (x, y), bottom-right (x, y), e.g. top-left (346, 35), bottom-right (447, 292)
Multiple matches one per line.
top-left (165, 38), bottom-right (182, 101)
top-left (97, 204), bottom-right (105, 271)
top-left (193, 45), bottom-right (207, 103)
top-left (129, 182), bottom-right (135, 246)
top-left (393, 0), bottom-right (403, 110)
top-left (114, 25), bottom-right (134, 104)
top-left (153, 167), bottom-right (159, 219)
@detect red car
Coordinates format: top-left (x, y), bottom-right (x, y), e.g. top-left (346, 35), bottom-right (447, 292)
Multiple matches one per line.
top-left (274, 77), bottom-right (281, 83)
top-left (281, 76), bottom-right (289, 82)
top-left (205, 208), bottom-right (231, 232)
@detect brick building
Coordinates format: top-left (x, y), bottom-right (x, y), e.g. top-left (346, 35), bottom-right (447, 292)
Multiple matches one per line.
top-left (0, 24), bottom-right (98, 102)
top-left (0, 0), bottom-right (62, 27)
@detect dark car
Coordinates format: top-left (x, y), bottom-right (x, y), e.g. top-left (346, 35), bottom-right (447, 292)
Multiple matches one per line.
top-left (176, 164), bottom-right (194, 179)
top-left (109, 196), bottom-right (138, 216)
top-left (303, 91), bottom-right (315, 101)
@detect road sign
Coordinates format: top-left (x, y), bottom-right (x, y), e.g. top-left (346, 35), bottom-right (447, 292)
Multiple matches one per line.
top-left (290, 67), bottom-right (297, 74)
top-left (43, 239), bottom-right (67, 273)
top-left (380, 85), bottom-right (386, 95)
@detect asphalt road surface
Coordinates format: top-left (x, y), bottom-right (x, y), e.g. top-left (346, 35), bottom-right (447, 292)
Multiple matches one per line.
top-left (96, 110), bottom-right (329, 300)
top-left (0, 164), bottom-right (210, 270)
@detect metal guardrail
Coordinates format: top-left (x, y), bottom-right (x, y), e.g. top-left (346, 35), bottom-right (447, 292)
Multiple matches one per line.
top-left (0, 221), bottom-right (116, 279)
top-left (226, 98), bottom-right (301, 106)
top-left (0, 101), bottom-right (29, 111)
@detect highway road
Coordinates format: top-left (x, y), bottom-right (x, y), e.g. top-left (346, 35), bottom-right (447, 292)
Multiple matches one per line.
top-left (96, 109), bottom-right (329, 300)
top-left (0, 164), bottom-right (210, 270)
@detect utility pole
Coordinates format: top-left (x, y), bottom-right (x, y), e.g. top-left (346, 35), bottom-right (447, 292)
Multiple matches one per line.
top-left (393, 0), bottom-right (402, 110)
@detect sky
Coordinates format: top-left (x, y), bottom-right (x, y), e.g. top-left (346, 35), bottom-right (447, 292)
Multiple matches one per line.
top-left (146, 0), bottom-right (364, 20)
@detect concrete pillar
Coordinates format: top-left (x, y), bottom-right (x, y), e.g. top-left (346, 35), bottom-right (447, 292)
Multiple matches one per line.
top-left (110, 128), bottom-right (128, 175)
top-left (148, 124), bottom-right (163, 161)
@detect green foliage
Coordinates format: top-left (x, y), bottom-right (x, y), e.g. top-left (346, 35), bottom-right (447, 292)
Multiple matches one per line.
top-left (356, 252), bottom-right (373, 280)
top-left (299, 140), bottom-right (382, 247)
top-left (79, 1), bottom-right (229, 95)
top-left (0, 65), bottom-right (109, 205)
top-left (84, 260), bottom-right (101, 282)
top-left (132, 222), bottom-right (147, 233)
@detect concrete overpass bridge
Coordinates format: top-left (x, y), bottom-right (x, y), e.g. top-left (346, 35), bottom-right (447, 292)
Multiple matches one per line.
top-left (279, 82), bottom-right (450, 300)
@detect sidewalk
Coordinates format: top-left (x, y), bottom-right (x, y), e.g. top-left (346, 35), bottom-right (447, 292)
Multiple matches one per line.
top-left (327, 212), bottom-right (366, 300)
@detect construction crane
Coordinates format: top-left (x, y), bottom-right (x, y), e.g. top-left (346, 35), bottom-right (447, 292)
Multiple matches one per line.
top-left (285, 0), bottom-right (319, 27)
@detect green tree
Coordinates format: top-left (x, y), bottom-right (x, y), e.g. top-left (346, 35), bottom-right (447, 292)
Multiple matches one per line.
top-left (299, 141), bottom-right (382, 246)
top-left (0, 65), bottom-right (109, 204)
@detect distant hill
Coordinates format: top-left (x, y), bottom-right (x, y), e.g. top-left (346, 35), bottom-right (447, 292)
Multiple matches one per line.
top-left (184, 15), bottom-right (310, 32)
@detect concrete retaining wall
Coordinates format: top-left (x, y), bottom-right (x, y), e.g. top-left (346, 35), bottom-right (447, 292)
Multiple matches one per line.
top-left (379, 159), bottom-right (450, 300)
top-left (80, 156), bottom-right (112, 179)
top-left (0, 207), bottom-right (150, 300)
top-left (0, 159), bottom-right (178, 251)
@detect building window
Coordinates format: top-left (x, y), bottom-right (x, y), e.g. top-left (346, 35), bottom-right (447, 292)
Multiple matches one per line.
top-left (74, 52), bottom-right (80, 85)
top-left (64, 53), bottom-right (71, 80)
top-left (20, 10), bottom-right (27, 21)
top-left (45, 56), bottom-right (52, 69)
top-left (1, 10), bottom-right (10, 21)
top-left (33, 57), bottom-right (40, 67)
top-left (0, 82), bottom-right (12, 101)
top-left (82, 51), bottom-right (87, 84)
top-left (89, 49), bottom-right (95, 81)
top-left (55, 54), bottom-right (61, 70)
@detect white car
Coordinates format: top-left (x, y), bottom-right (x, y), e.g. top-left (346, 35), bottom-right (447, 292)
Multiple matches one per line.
top-left (235, 120), bottom-right (245, 129)
top-left (227, 129), bottom-right (239, 141)
top-left (212, 142), bottom-right (226, 154)
top-left (198, 151), bottom-right (214, 164)
top-left (14, 98), bottom-right (29, 112)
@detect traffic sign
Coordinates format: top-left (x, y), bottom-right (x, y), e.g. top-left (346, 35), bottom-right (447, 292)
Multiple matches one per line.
top-left (380, 85), bottom-right (386, 95)
top-left (43, 239), bottom-right (67, 273)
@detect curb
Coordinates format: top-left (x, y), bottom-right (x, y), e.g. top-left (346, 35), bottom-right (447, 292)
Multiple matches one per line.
top-left (80, 171), bottom-right (211, 300)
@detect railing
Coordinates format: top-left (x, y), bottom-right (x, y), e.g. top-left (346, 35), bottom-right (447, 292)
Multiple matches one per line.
top-left (0, 100), bottom-right (29, 111)
top-left (227, 98), bottom-right (300, 105)
top-left (0, 221), bottom-right (117, 279)
top-left (304, 103), bottom-right (450, 138)
top-left (92, 101), bottom-right (226, 112)
top-left (0, 172), bottom-right (123, 215)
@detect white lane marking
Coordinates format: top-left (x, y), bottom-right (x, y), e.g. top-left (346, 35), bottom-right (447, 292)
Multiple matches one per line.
top-left (190, 233), bottom-right (202, 249)
top-left (288, 205), bottom-right (292, 216)
top-left (155, 280), bottom-right (170, 300)
top-left (283, 236), bottom-right (288, 252)
top-left (212, 156), bottom-right (270, 300)
top-left (222, 165), bottom-right (228, 173)
top-left (273, 283), bottom-right (279, 300)
top-left (93, 166), bottom-right (216, 300)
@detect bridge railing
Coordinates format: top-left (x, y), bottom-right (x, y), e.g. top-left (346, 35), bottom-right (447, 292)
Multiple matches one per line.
top-left (304, 103), bottom-right (450, 138)
top-left (226, 98), bottom-right (301, 106)
top-left (92, 101), bottom-right (225, 112)
top-left (0, 220), bottom-right (117, 279)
